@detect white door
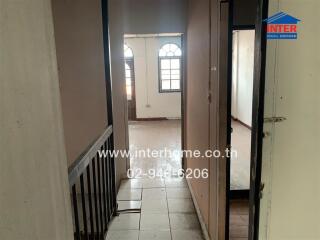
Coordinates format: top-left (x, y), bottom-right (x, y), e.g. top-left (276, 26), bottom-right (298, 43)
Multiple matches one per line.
top-left (258, 0), bottom-right (320, 239)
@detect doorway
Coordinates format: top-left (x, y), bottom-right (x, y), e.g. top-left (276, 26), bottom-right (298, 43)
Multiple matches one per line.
top-left (228, 27), bottom-right (256, 239)
top-left (123, 34), bottom-right (184, 176)
top-left (108, 33), bottom-right (200, 240)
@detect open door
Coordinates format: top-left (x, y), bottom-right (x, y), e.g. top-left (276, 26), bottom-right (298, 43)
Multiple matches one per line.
top-left (250, 0), bottom-right (320, 239)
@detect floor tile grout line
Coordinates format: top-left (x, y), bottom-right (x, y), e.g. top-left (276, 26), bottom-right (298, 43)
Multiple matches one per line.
top-left (137, 187), bottom-right (143, 240)
top-left (164, 182), bottom-right (174, 240)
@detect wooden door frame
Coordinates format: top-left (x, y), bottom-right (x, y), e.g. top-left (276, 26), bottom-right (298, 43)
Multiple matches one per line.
top-left (181, 33), bottom-right (187, 170)
top-left (123, 34), bottom-right (186, 171)
top-left (225, 0), bottom-right (269, 239)
top-left (248, 0), bottom-right (269, 239)
top-left (225, 0), bottom-right (233, 239)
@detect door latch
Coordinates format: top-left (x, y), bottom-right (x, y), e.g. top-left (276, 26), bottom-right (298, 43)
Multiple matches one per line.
top-left (264, 117), bottom-right (287, 123)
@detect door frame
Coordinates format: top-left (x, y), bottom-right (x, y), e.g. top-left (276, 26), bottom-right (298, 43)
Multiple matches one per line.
top-left (123, 34), bottom-right (186, 172)
top-left (181, 33), bottom-right (187, 170)
top-left (229, 25), bottom-right (255, 199)
top-left (226, 0), bottom-right (269, 239)
top-left (248, 0), bottom-right (269, 239)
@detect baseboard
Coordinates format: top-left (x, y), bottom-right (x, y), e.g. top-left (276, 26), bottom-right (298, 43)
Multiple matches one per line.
top-left (133, 117), bottom-right (168, 121)
top-left (231, 116), bottom-right (252, 130)
top-left (186, 179), bottom-right (211, 240)
top-left (230, 189), bottom-right (249, 199)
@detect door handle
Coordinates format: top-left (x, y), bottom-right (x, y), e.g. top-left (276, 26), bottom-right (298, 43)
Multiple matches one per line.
top-left (264, 117), bottom-right (287, 123)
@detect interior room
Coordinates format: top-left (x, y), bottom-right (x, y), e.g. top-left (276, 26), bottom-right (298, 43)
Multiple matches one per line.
top-left (231, 29), bottom-right (255, 191)
top-left (229, 29), bottom-right (255, 239)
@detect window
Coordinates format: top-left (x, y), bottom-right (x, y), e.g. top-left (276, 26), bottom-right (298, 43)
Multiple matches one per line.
top-left (124, 44), bottom-right (134, 100)
top-left (125, 63), bottom-right (132, 100)
top-left (159, 43), bottom-right (182, 92)
top-left (124, 44), bottom-right (133, 58)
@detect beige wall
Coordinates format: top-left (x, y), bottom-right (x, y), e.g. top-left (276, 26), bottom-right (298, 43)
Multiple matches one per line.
top-left (0, 0), bottom-right (73, 239)
top-left (186, 0), bottom-right (228, 239)
top-left (186, 0), bottom-right (211, 231)
top-left (52, 0), bottom-right (108, 166)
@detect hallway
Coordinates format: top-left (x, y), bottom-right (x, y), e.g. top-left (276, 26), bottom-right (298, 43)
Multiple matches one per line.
top-left (107, 120), bottom-right (204, 240)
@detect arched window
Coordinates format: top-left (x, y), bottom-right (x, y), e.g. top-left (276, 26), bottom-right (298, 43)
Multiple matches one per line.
top-left (124, 44), bottom-right (134, 100)
top-left (159, 43), bottom-right (182, 92)
top-left (125, 63), bottom-right (132, 100)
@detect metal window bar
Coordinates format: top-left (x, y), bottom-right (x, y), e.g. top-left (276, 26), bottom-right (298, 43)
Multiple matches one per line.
top-left (68, 126), bottom-right (116, 240)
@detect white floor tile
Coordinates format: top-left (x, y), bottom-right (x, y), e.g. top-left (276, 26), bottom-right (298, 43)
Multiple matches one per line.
top-left (141, 198), bottom-right (168, 213)
top-left (142, 179), bottom-right (165, 188)
top-left (140, 213), bottom-right (170, 230)
top-left (139, 230), bottom-right (171, 240)
top-left (168, 199), bottom-right (195, 213)
top-left (109, 213), bottom-right (140, 230)
top-left (169, 213), bottom-right (200, 230)
top-left (120, 179), bottom-right (143, 189)
top-left (143, 188), bottom-right (167, 200)
top-left (166, 188), bottom-right (191, 199)
top-left (106, 230), bottom-right (139, 240)
top-left (165, 178), bottom-right (188, 188)
top-left (117, 201), bottom-right (141, 211)
top-left (171, 230), bottom-right (204, 240)
top-left (117, 188), bottom-right (142, 201)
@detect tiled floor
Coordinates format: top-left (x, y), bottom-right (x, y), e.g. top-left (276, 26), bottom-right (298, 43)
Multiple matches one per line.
top-left (107, 120), bottom-right (204, 240)
top-left (229, 200), bottom-right (249, 240)
top-left (231, 120), bottom-right (251, 190)
top-left (107, 178), bottom-right (203, 240)
top-left (128, 120), bottom-right (251, 191)
top-left (128, 120), bottom-right (182, 174)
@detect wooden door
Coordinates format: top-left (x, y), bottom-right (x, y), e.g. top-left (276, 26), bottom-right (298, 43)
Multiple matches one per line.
top-left (251, 0), bottom-right (320, 239)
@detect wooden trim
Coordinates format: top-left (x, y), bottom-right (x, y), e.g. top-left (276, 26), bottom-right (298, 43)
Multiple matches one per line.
top-left (225, 0), bottom-right (234, 239)
top-left (131, 117), bottom-right (168, 121)
top-left (181, 33), bottom-right (187, 170)
top-left (230, 189), bottom-right (250, 200)
top-left (233, 24), bottom-right (256, 30)
top-left (249, 0), bottom-right (269, 239)
top-left (231, 116), bottom-right (252, 130)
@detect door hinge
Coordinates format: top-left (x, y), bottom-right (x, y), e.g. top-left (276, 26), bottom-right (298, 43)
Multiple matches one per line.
top-left (259, 182), bottom-right (265, 199)
top-left (263, 131), bottom-right (271, 138)
top-left (264, 117), bottom-right (287, 123)
top-left (207, 93), bottom-right (212, 103)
